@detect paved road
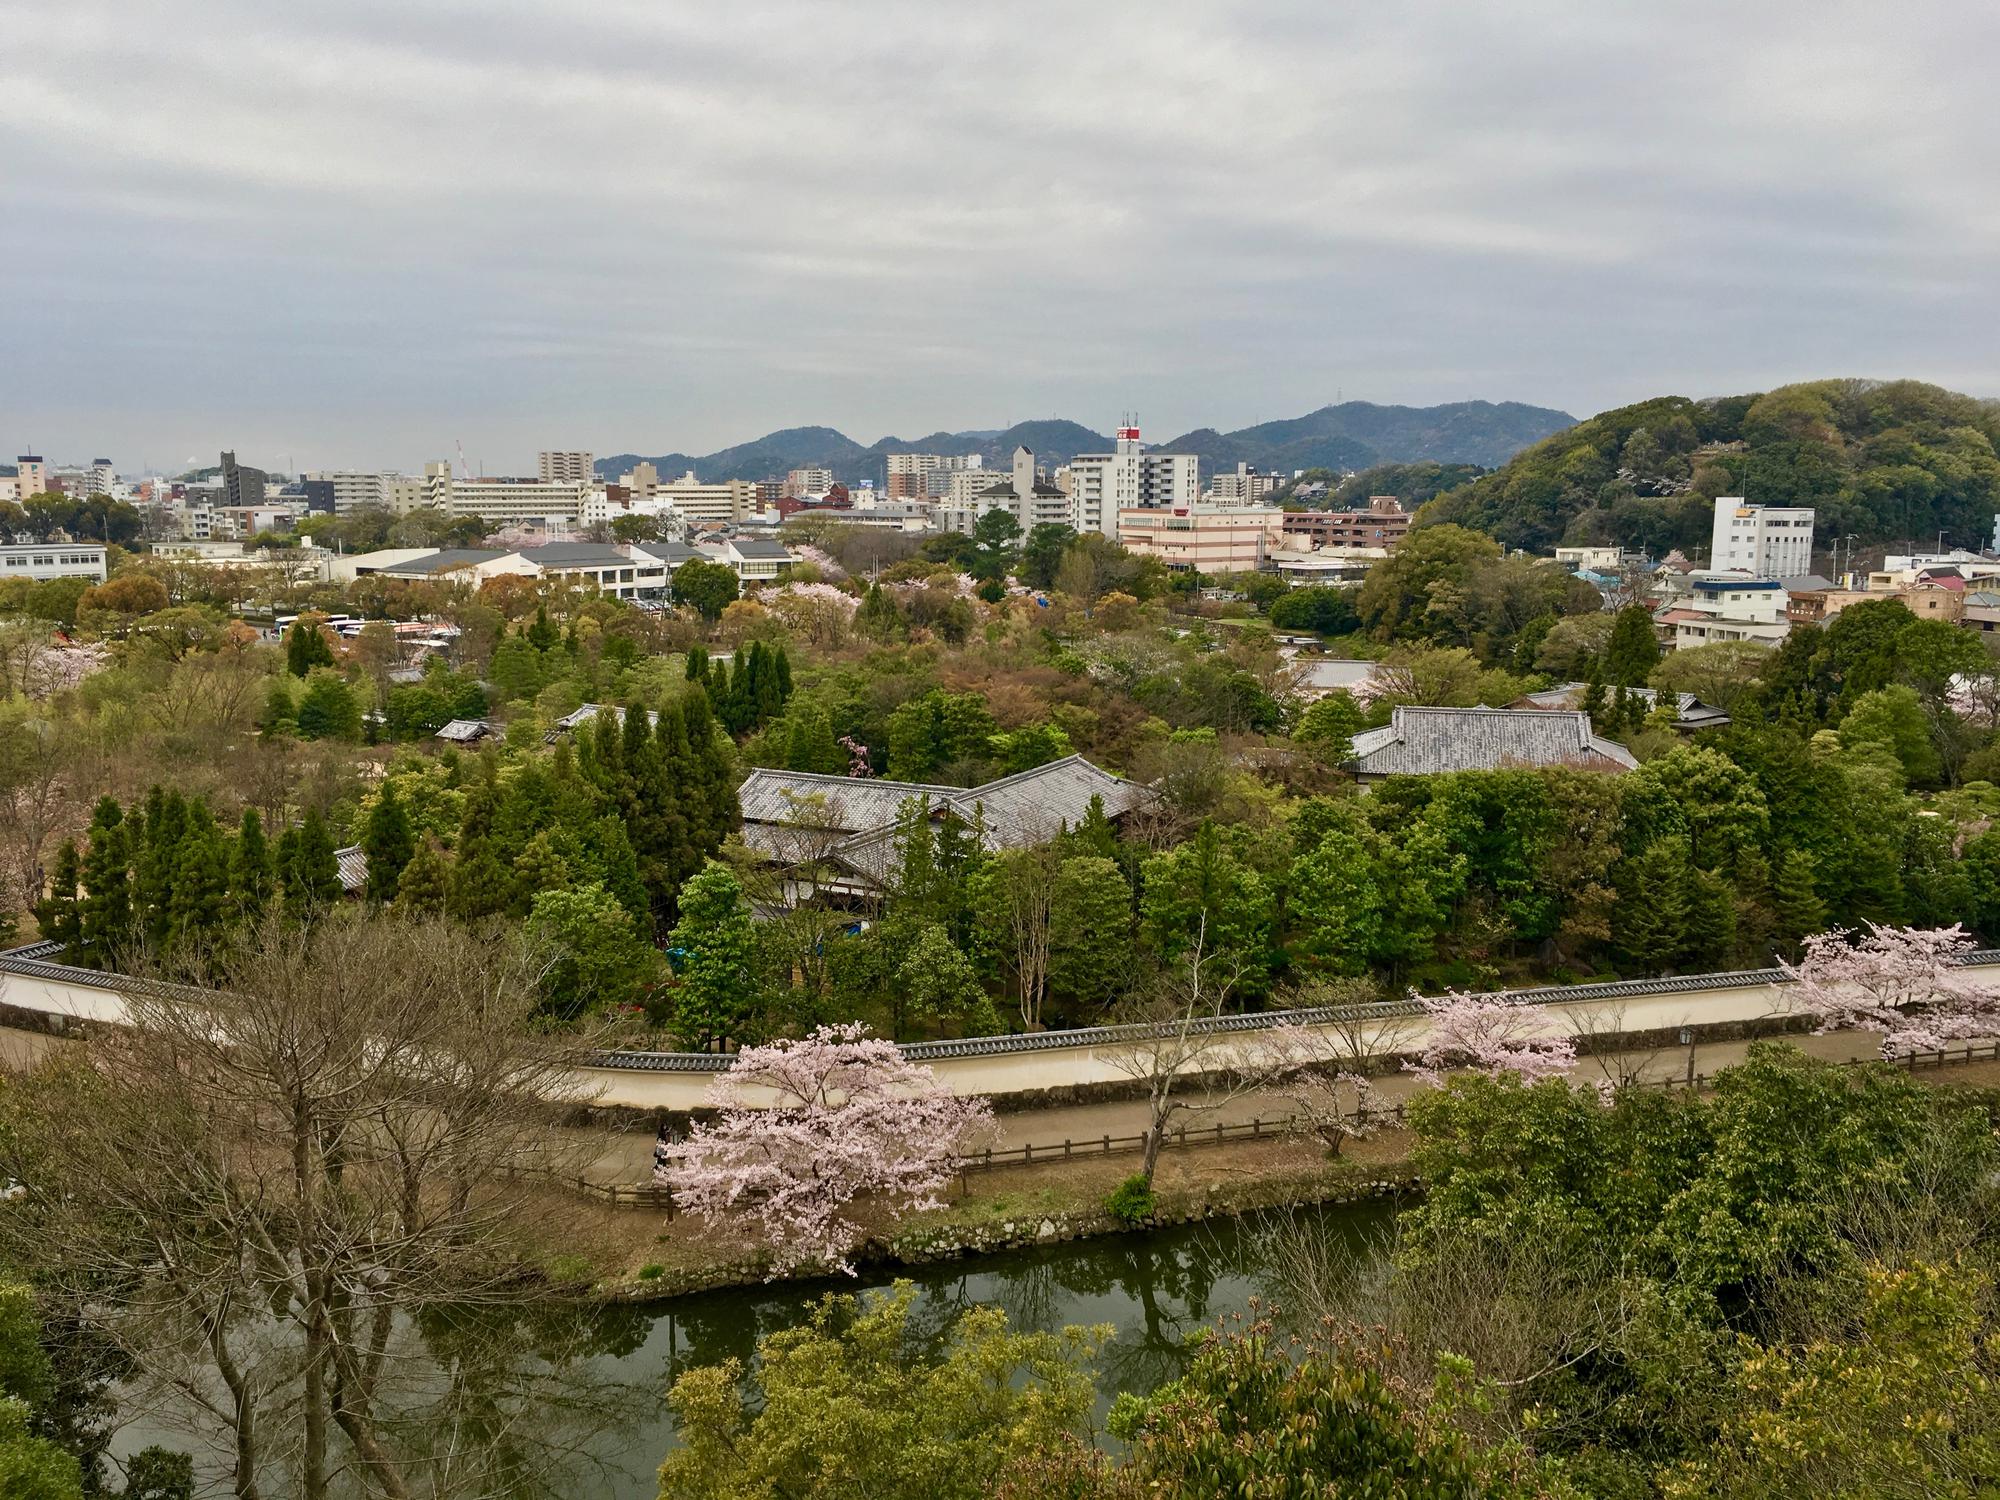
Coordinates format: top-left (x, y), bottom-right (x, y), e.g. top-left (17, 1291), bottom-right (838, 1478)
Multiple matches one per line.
top-left (570, 1028), bottom-right (1888, 1187)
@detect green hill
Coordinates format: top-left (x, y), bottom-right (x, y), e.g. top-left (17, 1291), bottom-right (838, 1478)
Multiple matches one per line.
top-left (1415, 379), bottom-right (2000, 558)
top-left (1161, 399), bottom-right (1572, 474)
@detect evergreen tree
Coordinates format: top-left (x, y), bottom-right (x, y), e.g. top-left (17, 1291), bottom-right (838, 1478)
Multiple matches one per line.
top-left (774, 645), bottom-right (793, 702)
top-left (260, 679), bottom-right (296, 737)
top-left (281, 809), bottom-right (342, 920)
top-left (1615, 837), bottom-right (1692, 973)
top-left (34, 840), bottom-right (82, 960)
top-left (394, 838), bottom-right (450, 916)
top-left (666, 862), bottom-right (761, 1046)
top-left (1773, 848), bottom-right (1829, 951)
top-left (361, 782), bottom-right (415, 902)
top-left (447, 837), bottom-right (512, 921)
top-left (284, 618), bottom-right (336, 677)
top-left (295, 674), bottom-right (361, 741)
top-left (525, 604), bottom-right (559, 652)
top-left (1730, 848), bottom-right (1777, 967)
top-left (783, 704), bottom-right (847, 775)
top-left (683, 690), bottom-right (740, 858)
top-left (685, 645), bottom-right (710, 683)
top-left (136, 789), bottom-right (188, 946)
top-left (1604, 604), bottom-right (1662, 686)
top-left (586, 814), bottom-right (651, 924)
top-left (77, 797), bottom-right (133, 967)
top-left (228, 808), bottom-right (273, 922)
top-left (166, 802), bottom-right (231, 953)
top-left (854, 582), bottom-right (904, 642)
top-left (1581, 667), bottom-right (1607, 732)
top-left (1682, 867), bottom-right (1738, 971)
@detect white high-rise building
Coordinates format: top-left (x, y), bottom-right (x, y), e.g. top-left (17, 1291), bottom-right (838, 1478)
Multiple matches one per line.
top-left (1067, 425), bottom-right (1200, 536)
top-left (1710, 496), bottom-right (1814, 579)
top-left (538, 451), bottom-right (595, 485)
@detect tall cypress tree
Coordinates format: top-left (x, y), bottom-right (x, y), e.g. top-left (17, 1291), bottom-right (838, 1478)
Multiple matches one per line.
top-left (774, 645), bottom-right (793, 703)
top-left (78, 797), bottom-right (133, 968)
top-left (1774, 848), bottom-right (1829, 951)
top-left (136, 789), bottom-right (188, 947)
top-left (1603, 604), bottom-right (1662, 687)
top-left (395, 838), bottom-right (450, 916)
top-left (167, 802), bottom-right (231, 953)
top-left (282, 809), bottom-right (342, 920)
top-left (1615, 837), bottom-right (1692, 974)
top-left (683, 690), bottom-right (740, 852)
top-left (1681, 867), bottom-right (1738, 972)
top-left (35, 840), bottom-right (83, 960)
top-left (361, 783), bottom-right (415, 902)
top-left (229, 808), bottom-right (274, 922)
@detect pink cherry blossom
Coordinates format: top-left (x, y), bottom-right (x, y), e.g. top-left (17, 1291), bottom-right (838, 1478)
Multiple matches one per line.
top-left (1779, 922), bottom-right (2000, 1059)
top-left (1407, 988), bottom-right (1577, 1086)
top-left (659, 1023), bottom-right (993, 1276)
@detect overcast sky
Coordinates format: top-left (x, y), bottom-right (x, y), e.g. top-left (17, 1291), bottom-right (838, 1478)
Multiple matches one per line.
top-left (3, 0), bottom-right (1996, 475)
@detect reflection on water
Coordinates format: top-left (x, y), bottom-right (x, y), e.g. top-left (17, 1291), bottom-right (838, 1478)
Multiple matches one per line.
top-left (578, 1201), bottom-right (1392, 1499)
top-left (110, 1202), bottom-right (1390, 1499)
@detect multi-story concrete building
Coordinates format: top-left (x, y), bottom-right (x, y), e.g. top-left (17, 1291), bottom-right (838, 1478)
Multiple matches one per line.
top-left (447, 476), bottom-right (591, 524)
top-left (1209, 463), bottom-right (1282, 504)
top-left (0, 543), bottom-right (108, 582)
top-left (221, 452), bottom-right (269, 510)
top-left (783, 468), bottom-right (836, 499)
top-left (620, 461), bottom-right (662, 502)
top-left (1118, 503), bottom-right (1286, 573)
top-left (651, 472), bottom-right (757, 524)
top-left (1658, 572), bottom-right (1791, 649)
top-left (1067, 425), bottom-right (1200, 536)
top-left (301, 471), bottom-right (403, 514)
top-left (1710, 496), bottom-right (1813, 579)
top-left (537, 451), bottom-right (595, 485)
top-left (1280, 497), bottom-right (1411, 551)
top-left (947, 447), bottom-right (1069, 535)
top-left (14, 456), bottom-right (48, 499)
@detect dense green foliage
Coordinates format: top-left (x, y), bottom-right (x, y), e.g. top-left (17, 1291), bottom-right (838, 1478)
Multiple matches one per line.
top-left (1418, 378), bottom-right (2000, 555)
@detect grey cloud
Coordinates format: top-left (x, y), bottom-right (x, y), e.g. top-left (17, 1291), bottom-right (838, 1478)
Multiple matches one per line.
top-left (0, 0), bottom-right (1995, 472)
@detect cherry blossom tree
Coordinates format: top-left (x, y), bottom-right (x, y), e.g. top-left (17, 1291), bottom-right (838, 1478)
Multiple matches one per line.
top-left (837, 735), bottom-right (873, 777)
top-left (660, 1023), bottom-right (993, 1275)
top-left (1779, 922), bottom-right (2000, 1058)
top-left (1407, 987), bottom-right (1577, 1086)
top-left (1264, 1022), bottom-right (1392, 1157)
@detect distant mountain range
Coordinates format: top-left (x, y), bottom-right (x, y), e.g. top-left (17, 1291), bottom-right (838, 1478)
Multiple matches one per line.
top-left (597, 400), bottom-right (1575, 488)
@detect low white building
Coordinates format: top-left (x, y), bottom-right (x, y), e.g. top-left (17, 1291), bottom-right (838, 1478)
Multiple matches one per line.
top-left (1659, 572), bottom-right (1790, 649)
top-left (697, 535), bottom-right (793, 585)
top-left (0, 543), bottom-right (109, 582)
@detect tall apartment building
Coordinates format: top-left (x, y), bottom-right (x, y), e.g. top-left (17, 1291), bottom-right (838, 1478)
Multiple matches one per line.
top-left (538, 451), bottom-right (595, 485)
top-left (783, 468), bottom-right (835, 499)
top-left (221, 451), bottom-right (269, 509)
top-left (1210, 463), bottom-right (1282, 504)
top-left (621, 461), bottom-right (662, 501)
top-left (1710, 496), bottom-right (1813, 579)
top-left (1067, 426), bottom-right (1200, 536)
top-left (945, 447), bottom-right (1068, 534)
top-left (302, 471), bottom-right (391, 514)
top-left (14, 456), bottom-right (47, 498)
top-left (885, 452), bottom-right (984, 499)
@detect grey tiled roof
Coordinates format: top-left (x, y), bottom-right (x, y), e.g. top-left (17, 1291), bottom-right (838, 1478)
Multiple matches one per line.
top-left (435, 718), bottom-right (497, 742)
top-left (1348, 707), bottom-right (1637, 776)
top-left (729, 538), bottom-right (793, 561)
top-left (377, 548), bottom-right (505, 575)
top-left (516, 543), bottom-right (635, 567)
top-left (741, 757), bottom-right (1156, 882)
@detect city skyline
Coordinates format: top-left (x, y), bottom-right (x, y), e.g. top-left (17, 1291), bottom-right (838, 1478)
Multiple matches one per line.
top-left (4, 1), bottom-right (1997, 474)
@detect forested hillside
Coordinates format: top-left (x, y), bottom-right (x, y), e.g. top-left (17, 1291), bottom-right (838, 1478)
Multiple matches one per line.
top-left (1417, 379), bottom-right (2000, 557)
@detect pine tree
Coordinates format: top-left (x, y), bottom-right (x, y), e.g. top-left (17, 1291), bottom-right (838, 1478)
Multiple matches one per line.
top-left (1730, 848), bottom-right (1777, 967)
top-left (77, 797), bottom-right (133, 967)
top-left (683, 691), bottom-right (740, 855)
top-left (586, 815), bottom-right (651, 925)
top-left (685, 645), bottom-right (709, 684)
top-left (854, 582), bottom-right (903, 642)
top-left (229, 808), bottom-right (274, 922)
top-left (774, 645), bottom-right (793, 702)
top-left (35, 840), bottom-right (83, 960)
top-left (361, 782), bottom-right (416, 902)
top-left (783, 703), bottom-right (846, 775)
top-left (751, 641), bottom-right (784, 728)
top-left (136, 789), bottom-right (188, 946)
top-left (394, 838), bottom-right (450, 916)
top-left (260, 679), bottom-right (297, 737)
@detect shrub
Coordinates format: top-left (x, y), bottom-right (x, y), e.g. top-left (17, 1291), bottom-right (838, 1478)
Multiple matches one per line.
top-left (1105, 1173), bottom-right (1157, 1226)
top-left (637, 1263), bottom-right (665, 1281)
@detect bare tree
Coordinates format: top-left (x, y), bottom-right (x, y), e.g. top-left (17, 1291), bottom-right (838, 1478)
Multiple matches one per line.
top-left (0, 911), bottom-right (614, 1500)
top-left (980, 837), bottom-right (1063, 1030)
top-left (1108, 917), bottom-right (1261, 1188)
top-left (1259, 977), bottom-right (1417, 1156)
top-left (1568, 998), bottom-right (1682, 1091)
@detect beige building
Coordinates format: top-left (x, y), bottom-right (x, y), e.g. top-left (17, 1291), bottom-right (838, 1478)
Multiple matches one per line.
top-left (783, 468), bottom-right (835, 499)
top-left (537, 451), bottom-right (595, 485)
top-left (1117, 502), bottom-right (1286, 572)
top-left (654, 471), bottom-right (756, 524)
top-left (448, 476), bottom-right (591, 523)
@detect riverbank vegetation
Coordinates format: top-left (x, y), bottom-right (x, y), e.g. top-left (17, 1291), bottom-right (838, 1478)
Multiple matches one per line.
top-left (662, 1043), bottom-right (2000, 1500)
